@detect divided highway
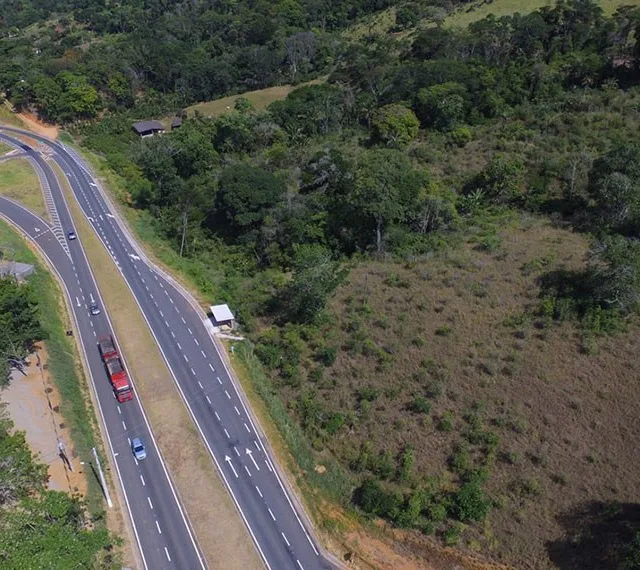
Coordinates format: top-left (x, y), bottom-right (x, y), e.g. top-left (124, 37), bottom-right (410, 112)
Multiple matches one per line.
top-left (0, 133), bottom-right (205, 570)
top-left (0, 126), bottom-right (335, 570)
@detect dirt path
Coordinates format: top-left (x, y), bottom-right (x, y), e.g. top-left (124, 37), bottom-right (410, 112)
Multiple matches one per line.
top-left (2, 343), bottom-right (87, 495)
top-left (16, 112), bottom-right (58, 139)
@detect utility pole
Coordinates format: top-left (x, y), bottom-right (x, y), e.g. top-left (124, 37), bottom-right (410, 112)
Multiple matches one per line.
top-left (92, 447), bottom-right (113, 508)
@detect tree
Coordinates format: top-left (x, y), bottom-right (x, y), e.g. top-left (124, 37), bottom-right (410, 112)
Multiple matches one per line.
top-left (285, 32), bottom-right (316, 83)
top-left (216, 164), bottom-right (286, 235)
top-left (588, 145), bottom-right (640, 234)
top-left (471, 154), bottom-right (526, 204)
top-left (350, 149), bottom-right (423, 253)
top-left (415, 82), bottom-right (468, 131)
top-left (283, 244), bottom-right (345, 323)
top-left (372, 104), bottom-right (420, 147)
top-left (588, 235), bottom-right (640, 315)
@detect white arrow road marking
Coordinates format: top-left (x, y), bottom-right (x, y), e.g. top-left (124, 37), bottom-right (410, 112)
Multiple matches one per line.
top-left (87, 216), bottom-right (94, 222)
top-left (75, 296), bottom-right (80, 307)
top-left (106, 213), bottom-right (115, 218)
top-left (246, 448), bottom-right (260, 471)
top-left (225, 455), bottom-right (238, 478)
top-left (34, 227), bottom-right (40, 232)
top-left (90, 293), bottom-right (95, 303)
top-left (89, 182), bottom-right (97, 187)
top-left (99, 214), bottom-right (103, 220)
top-left (129, 253), bottom-right (140, 261)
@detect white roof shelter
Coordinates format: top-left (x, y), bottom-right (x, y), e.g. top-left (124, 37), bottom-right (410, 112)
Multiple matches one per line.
top-left (210, 304), bottom-right (235, 325)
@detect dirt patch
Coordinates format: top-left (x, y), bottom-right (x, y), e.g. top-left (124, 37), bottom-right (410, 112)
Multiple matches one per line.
top-left (55, 162), bottom-right (262, 569)
top-left (16, 112), bottom-right (58, 139)
top-left (1, 343), bottom-right (87, 496)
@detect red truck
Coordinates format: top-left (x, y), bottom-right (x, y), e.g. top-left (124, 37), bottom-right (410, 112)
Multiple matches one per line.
top-left (98, 335), bottom-right (133, 402)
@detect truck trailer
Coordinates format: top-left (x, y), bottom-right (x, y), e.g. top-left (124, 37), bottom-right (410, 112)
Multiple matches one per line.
top-left (98, 334), bottom-right (134, 403)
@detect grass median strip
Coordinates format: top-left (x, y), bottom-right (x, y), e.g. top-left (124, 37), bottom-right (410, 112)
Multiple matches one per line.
top-left (55, 162), bottom-right (262, 570)
top-left (0, 158), bottom-right (50, 221)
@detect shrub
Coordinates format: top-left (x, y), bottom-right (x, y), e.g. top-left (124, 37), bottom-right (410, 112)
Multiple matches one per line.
top-left (451, 478), bottom-right (491, 522)
top-left (354, 479), bottom-right (401, 519)
top-left (449, 126), bottom-right (472, 147)
top-left (439, 410), bottom-right (455, 432)
top-left (409, 396), bottom-right (432, 414)
top-left (315, 345), bottom-right (337, 366)
top-left (435, 325), bottom-right (453, 337)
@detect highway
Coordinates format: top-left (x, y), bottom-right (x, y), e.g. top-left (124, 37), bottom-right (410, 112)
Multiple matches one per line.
top-left (0, 133), bottom-right (206, 570)
top-left (0, 126), bottom-right (335, 570)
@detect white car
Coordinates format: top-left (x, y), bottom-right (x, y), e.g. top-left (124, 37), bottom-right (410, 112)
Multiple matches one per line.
top-left (67, 230), bottom-right (77, 240)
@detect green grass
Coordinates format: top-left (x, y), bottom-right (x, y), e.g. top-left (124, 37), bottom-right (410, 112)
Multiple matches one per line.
top-left (446, 0), bottom-right (640, 27)
top-left (0, 159), bottom-right (50, 221)
top-left (186, 79), bottom-right (326, 118)
top-left (0, 220), bottom-right (103, 513)
top-left (0, 101), bottom-right (26, 127)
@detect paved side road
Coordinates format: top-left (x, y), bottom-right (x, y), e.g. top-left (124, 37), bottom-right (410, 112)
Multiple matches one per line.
top-left (0, 133), bottom-right (206, 570)
top-left (0, 126), bottom-right (339, 570)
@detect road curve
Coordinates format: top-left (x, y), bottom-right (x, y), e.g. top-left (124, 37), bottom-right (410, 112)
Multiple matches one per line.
top-left (0, 126), bottom-right (339, 570)
top-left (0, 133), bottom-right (206, 570)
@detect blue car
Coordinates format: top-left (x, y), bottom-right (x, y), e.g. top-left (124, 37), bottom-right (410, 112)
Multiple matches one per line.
top-left (67, 230), bottom-right (77, 240)
top-left (131, 437), bottom-right (146, 460)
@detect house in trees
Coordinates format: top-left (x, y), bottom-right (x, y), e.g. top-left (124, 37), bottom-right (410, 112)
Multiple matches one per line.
top-left (170, 117), bottom-right (182, 130)
top-left (132, 120), bottom-right (165, 137)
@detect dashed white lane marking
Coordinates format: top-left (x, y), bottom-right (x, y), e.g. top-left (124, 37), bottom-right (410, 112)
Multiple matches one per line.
top-left (180, 317), bottom-right (186, 324)
top-left (117, 407), bottom-right (121, 415)
top-left (188, 328), bottom-right (192, 334)
top-left (140, 475), bottom-right (145, 486)
top-left (164, 320), bottom-right (169, 327)
top-left (282, 532), bottom-right (290, 547)
top-left (214, 411), bottom-right (220, 421)
top-left (156, 520), bottom-right (162, 534)
top-left (244, 422), bottom-right (251, 433)
top-left (177, 342), bottom-right (182, 349)
top-left (183, 354), bottom-right (189, 362)
top-left (194, 338), bottom-right (199, 346)
top-left (224, 428), bottom-right (230, 439)
top-left (197, 381), bottom-right (203, 389)
top-left (164, 547), bottom-right (171, 562)
top-left (225, 390), bottom-right (231, 399)
top-left (254, 440), bottom-right (260, 450)
top-left (169, 297), bottom-right (174, 304)
top-left (233, 447), bottom-right (240, 457)
top-left (244, 465), bottom-right (252, 477)
top-left (147, 497), bottom-right (154, 509)
top-left (159, 310), bottom-right (164, 318)
top-left (150, 293), bottom-right (154, 300)
top-left (201, 350), bottom-right (206, 358)
top-left (265, 459), bottom-right (273, 472)
top-left (92, 331), bottom-right (96, 337)
top-left (296, 560), bottom-right (304, 570)
top-left (171, 331), bottom-right (176, 338)
top-left (234, 406), bottom-right (240, 416)
top-left (192, 368), bottom-right (197, 376)
top-left (206, 395), bottom-right (212, 404)
top-left (209, 363), bottom-right (215, 372)
top-left (268, 508), bottom-right (276, 521)
top-left (217, 376), bottom-right (222, 384)
top-left (256, 486), bottom-right (263, 498)
top-left (122, 421), bottom-right (127, 430)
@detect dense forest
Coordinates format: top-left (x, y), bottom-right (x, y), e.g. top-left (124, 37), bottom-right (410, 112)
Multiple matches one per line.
top-left (3, 0), bottom-right (640, 567)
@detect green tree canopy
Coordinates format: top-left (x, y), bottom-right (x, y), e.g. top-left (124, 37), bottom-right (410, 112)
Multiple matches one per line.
top-left (372, 103), bottom-right (420, 147)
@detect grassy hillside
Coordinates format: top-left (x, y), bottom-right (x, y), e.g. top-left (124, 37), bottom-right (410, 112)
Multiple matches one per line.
top-left (447, 0), bottom-right (640, 27)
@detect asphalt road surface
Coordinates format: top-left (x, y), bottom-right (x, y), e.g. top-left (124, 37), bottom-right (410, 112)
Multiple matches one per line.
top-left (0, 133), bottom-right (206, 570)
top-left (0, 127), bottom-right (336, 570)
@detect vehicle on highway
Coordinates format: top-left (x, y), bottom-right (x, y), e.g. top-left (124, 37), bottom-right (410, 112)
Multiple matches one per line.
top-left (98, 334), bottom-right (134, 402)
top-left (131, 438), bottom-right (147, 460)
top-left (67, 230), bottom-right (77, 240)
top-left (90, 303), bottom-right (101, 315)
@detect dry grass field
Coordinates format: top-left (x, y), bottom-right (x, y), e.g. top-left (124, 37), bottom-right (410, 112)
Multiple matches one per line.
top-left (291, 216), bottom-right (640, 568)
top-left (0, 158), bottom-right (50, 221)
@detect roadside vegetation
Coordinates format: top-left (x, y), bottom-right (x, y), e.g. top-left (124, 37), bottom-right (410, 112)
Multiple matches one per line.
top-left (0, 158), bottom-right (50, 220)
top-left (3, 0), bottom-right (640, 567)
top-left (0, 221), bottom-right (118, 567)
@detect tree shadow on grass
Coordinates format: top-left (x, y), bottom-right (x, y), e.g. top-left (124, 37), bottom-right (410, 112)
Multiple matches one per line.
top-left (547, 501), bottom-right (640, 569)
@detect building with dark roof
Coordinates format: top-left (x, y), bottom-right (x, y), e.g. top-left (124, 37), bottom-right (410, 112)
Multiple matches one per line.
top-left (170, 117), bottom-right (183, 130)
top-left (132, 120), bottom-right (165, 137)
